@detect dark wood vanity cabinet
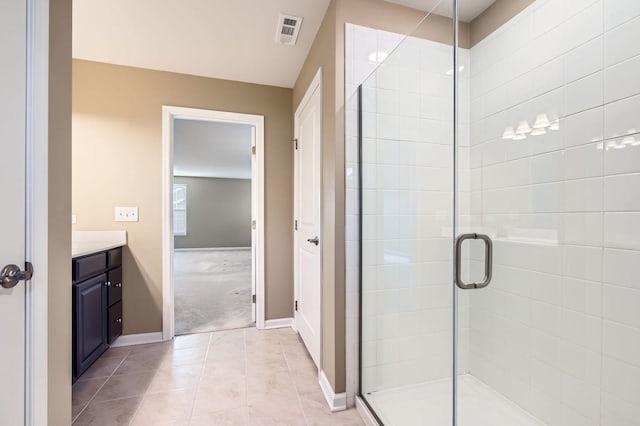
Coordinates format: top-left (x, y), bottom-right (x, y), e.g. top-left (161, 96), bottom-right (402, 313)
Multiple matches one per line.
top-left (73, 247), bottom-right (124, 381)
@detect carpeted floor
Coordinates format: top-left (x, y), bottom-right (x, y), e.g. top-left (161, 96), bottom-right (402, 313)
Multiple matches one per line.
top-left (174, 249), bottom-right (253, 335)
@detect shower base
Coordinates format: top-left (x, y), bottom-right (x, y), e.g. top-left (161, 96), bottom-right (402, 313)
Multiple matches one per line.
top-left (364, 374), bottom-right (545, 426)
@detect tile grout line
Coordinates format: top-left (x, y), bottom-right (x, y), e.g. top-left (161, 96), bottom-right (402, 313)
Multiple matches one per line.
top-left (72, 350), bottom-right (131, 424)
top-left (243, 328), bottom-right (250, 425)
top-left (127, 345), bottom-right (170, 426)
top-left (185, 332), bottom-right (213, 425)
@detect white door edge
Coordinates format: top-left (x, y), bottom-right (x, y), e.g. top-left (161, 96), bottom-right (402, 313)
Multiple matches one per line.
top-left (161, 106), bottom-right (266, 340)
top-left (251, 126), bottom-right (257, 323)
top-left (25, 0), bottom-right (50, 424)
top-left (293, 67), bottom-right (323, 367)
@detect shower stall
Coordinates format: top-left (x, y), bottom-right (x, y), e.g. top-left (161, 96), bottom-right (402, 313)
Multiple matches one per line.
top-left (347, 0), bottom-right (640, 424)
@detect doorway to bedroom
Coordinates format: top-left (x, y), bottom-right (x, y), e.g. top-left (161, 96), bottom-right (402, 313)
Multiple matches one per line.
top-left (168, 109), bottom-right (263, 335)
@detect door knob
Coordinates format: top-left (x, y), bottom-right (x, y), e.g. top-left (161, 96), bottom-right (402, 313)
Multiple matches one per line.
top-left (307, 236), bottom-right (320, 246)
top-left (1, 262), bottom-right (34, 289)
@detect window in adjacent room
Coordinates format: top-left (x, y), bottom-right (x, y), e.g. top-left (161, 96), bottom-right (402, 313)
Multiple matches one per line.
top-left (173, 183), bottom-right (187, 236)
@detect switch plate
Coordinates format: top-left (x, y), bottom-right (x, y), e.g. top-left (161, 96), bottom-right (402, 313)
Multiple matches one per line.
top-left (115, 207), bottom-right (139, 222)
top-left (71, 215), bottom-right (77, 224)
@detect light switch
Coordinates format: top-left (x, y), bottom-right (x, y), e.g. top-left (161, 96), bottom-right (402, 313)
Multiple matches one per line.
top-left (115, 207), bottom-right (139, 222)
top-left (71, 215), bottom-right (77, 224)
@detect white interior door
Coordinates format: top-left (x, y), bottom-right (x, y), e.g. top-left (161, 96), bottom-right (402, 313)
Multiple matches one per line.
top-left (0, 0), bottom-right (28, 423)
top-left (294, 71), bottom-right (322, 367)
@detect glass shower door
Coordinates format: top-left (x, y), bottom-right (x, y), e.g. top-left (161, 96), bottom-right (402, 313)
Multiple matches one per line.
top-left (356, 0), bottom-right (640, 425)
top-left (355, 3), bottom-right (457, 424)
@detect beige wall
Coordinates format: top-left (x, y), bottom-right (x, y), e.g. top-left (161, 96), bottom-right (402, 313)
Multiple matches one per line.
top-left (173, 176), bottom-right (251, 249)
top-left (293, 0), bottom-right (341, 392)
top-left (73, 60), bottom-right (294, 333)
top-left (49, 0), bottom-right (72, 424)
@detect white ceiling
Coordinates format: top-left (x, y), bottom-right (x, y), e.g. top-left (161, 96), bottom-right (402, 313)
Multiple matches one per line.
top-left (384, 0), bottom-right (497, 22)
top-left (73, 0), bottom-right (331, 88)
top-left (173, 119), bottom-right (252, 180)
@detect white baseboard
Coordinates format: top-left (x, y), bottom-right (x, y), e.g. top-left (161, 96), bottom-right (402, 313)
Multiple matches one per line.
top-left (356, 396), bottom-right (380, 426)
top-left (262, 318), bottom-right (293, 329)
top-left (174, 247), bottom-right (251, 252)
top-left (110, 332), bottom-right (164, 347)
top-left (319, 370), bottom-right (347, 412)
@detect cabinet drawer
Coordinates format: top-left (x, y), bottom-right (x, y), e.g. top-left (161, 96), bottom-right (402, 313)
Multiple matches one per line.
top-left (108, 301), bottom-right (123, 344)
top-left (73, 252), bottom-right (107, 282)
top-left (107, 267), bottom-right (123, 306)
top-left (108, 247), bottom-right (122, 268)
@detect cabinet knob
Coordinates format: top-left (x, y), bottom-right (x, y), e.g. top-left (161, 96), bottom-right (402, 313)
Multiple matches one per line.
top-left (116, 283), bottom-right (122, 288)
top-left (105, 281), bottom-right (111, 287)
top-left (116, 318), bottom-right (122, 324)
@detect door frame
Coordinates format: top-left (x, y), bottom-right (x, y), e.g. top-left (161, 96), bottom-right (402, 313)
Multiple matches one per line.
top-left (293, 68), bottom-right (323, 362)
top-left (25, 0), bottom-right (50, 423)
top-left (161, 106), bottom-right (266, 339)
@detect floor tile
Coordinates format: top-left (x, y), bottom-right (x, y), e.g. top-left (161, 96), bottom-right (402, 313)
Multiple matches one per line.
top-left (306, 409), bottom-right (365, 426)
top-left (113, 350), bottom-right (168, 375)
top-left (80, 355), bottom-right (125, 380)
top-left (247, 393), bottom-right (307, 426)
top-left (147, 364), bottom-right (203, 393)
top-left (172, 332), bottom-right (211, 350)
top-left (130, 388), bottom-right (196, 426)
top-left (72, 377), bottom-right (108, 421)
top-left (246, 371), bottom-right (298, 402)
top-left (189, 407), bottom-right (248, 426)
top-left (92, 371), bottom-right (155, 402)
top-left (291, 368), bottom-right (321, 395)
top-left (72, 396), bottom-right (142, 426)
top-left (192, 376), bottom-right (246, 416)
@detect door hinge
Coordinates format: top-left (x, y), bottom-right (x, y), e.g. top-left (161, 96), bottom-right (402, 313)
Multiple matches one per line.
top-left (295, 300), bottom-right (298, 311)
top-left (294, 220), bottom-right (298, 231)
top-left (293, 138), bottom-right (298, 150)
top-left (251, 145), bottom-right (256, 155)
top-left (252, 220), bottom-right (256, 230)
top-left (252, 294), bottom-right (256, 303)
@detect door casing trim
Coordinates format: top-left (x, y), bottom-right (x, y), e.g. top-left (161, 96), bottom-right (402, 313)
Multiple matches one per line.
top-left (161, 106), bottom-right (266, 338)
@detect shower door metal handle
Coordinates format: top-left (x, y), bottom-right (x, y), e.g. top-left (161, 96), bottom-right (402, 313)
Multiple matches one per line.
top-left (455, 233), bottom-right (493, 290)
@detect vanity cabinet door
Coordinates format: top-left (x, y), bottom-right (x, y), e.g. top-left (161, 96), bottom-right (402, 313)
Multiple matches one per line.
top-left (73, 274), bottom-right (109, 379)
top-left (108, 301), bottom-right (123, 344)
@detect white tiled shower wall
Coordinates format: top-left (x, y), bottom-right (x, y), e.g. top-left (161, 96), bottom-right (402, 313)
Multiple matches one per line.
top-left (345, 24), bottom-right (472, 396)
top-left (468, 0), bottom-right (640, 425)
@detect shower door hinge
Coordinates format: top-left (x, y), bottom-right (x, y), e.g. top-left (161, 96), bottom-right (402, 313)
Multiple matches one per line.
top-left (252, 294), bottom-right (256, 303)
top-left (251, 145), bottom-right (256, 155)
top-left (252, 220), bottom-right (256, 230)
top-left (294, 220), bottom-right (298, 230)
top-left (293, 139), bottom-right (298, 150)
top-left (295, 300), bottom-right (298, 311)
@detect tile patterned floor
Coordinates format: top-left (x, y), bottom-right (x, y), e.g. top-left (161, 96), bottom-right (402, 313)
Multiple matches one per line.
top-left (73, 327), bottom-right (364, 425)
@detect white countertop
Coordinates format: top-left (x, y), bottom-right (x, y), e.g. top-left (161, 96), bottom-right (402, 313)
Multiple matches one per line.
top-left (72, 231), bottom-right (127, 258)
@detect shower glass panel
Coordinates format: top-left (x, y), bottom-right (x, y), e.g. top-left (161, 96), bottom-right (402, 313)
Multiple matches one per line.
top-left (356, 0), bottom-right (640, 425)
top-left (354, 3), bottom-right (457, 424)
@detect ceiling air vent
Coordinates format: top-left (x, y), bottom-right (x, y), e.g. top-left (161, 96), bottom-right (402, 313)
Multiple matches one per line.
top-left (276, 14), bottom-right (303, 45)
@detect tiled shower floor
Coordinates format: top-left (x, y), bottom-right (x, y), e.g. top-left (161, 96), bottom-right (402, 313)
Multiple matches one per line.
top-left (365, 375), bottom-right (545, 426)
